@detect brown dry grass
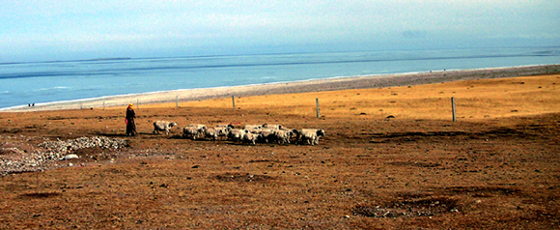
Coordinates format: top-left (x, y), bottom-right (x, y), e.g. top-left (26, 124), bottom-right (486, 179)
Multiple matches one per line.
top-left (0, 74), bottom-right (559, 229)
top-left (167, 74), bottom-right (560, 120)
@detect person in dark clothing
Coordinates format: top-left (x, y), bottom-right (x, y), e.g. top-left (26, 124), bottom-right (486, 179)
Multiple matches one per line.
top-left (126, 103), bottom-right (136, 136)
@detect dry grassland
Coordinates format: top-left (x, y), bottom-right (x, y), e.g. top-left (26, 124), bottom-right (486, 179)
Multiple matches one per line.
top-left (0, 74), bottom-right (559, 229)
top-left (173, 74), bottom-right (560, 120)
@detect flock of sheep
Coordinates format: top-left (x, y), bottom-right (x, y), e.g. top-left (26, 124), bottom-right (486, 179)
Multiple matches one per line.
top-left (152, 120), bottom-right (325, 146)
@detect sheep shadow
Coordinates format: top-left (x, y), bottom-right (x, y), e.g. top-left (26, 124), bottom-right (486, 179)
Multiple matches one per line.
top-left (170, 135), bottom-right (188, 140)
top-left (171, 135), bottom-right (227, 142)
top-left (96, 132), bottom-right (153, 138)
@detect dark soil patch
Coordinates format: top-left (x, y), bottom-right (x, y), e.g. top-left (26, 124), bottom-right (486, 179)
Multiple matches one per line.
top-left (352, 197), bottom-right (459, 218)
top-left (388, 161), bottom-right (441, 168)
top-left (248, 159), bottom-right (274, 163)
top-left (444, 186), bottom-right (521, 197)
top-left (19, 192), bottom-right (61, 199)
top-left (213, 173), bottom-right (275, 183)
top-left (0, 128), bottom-right (20, 133)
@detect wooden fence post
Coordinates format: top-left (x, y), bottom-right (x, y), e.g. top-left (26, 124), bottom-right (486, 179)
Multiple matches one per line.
top-left (103, 101), bottom-right (105, 110)
top-left (176, 95), bottom-right (179, 108)
top-left (232, 95), bottom-right (236, 110)
top-left (316, 98), bottom-right (320, 118)
top-left (137, 99), bottom-right (139, 110)
top-left (451, 97), bottom-right (457, 122)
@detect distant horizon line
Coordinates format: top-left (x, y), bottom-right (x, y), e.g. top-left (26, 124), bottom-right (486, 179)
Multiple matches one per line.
top-left (2, 44), bottom-right (559, 66)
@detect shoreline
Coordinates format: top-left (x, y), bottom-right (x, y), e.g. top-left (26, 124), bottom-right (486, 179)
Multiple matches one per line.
top-left (3, 64), bottom-right (560, 112)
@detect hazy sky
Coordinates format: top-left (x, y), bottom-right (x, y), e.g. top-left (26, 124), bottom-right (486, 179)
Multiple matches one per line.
top-left (1, 0), bottom-right (559, 62)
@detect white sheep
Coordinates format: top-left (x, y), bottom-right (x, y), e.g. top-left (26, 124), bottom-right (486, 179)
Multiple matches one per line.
top-left (227, 128), bottom-right (246, 142)
top-left (273, 129), bottom-right (294, 144)
top-left (183, 124), bottom-right (207, 140)
top-left (242, 129), bottom-right (260, 145)
top-left (215, 124), bottom-right (234, 140)
top-left (216, 124), bottom-right (235, 129)
top-left (182, 126), bottom-right (200, 140)
top-left (243, 124), bottom-right (262, 132)
top-left (187, 124), bottom-right (207, 130)
top-left (153, 121), bottom-right (178, 136)
top-left (262, 123), bottom-right (282, 130)
top-left (258, 128), bottom-right (277, 143)
top-left (216, 127), bottom-right (230, 140)
top-left (204, 128), bottom-right (219, 140)
top-left (297, 129), bottom-right (326, 145)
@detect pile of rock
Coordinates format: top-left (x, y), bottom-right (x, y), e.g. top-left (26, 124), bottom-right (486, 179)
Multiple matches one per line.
top-left (38, 136), bottom-right (128, 161)
top-left (0, 144), bottom-right (43, 176)
top-left (1, 136), bottom-right (127, 176)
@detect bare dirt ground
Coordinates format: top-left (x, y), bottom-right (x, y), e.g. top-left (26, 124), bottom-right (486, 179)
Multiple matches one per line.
top-left (1, 74), bottom-right (560, 229)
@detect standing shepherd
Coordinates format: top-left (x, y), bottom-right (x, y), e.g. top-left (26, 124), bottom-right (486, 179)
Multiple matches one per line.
top-left (126, 103), bottom-right (137, 136)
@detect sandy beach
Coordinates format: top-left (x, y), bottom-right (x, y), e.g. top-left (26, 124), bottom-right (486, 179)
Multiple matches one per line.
top-left (3, 64), bottom-right (559, 112)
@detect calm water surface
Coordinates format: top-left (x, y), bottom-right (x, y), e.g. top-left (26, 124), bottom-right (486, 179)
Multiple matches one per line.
top-left (1, 46), bottom-right (558, 109)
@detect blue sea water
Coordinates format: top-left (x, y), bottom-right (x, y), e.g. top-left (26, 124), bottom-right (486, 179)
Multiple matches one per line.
top-left (1, 46), bottom-right (559, 109)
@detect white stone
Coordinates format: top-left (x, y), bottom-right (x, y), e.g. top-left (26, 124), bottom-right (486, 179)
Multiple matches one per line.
top-left (61, 154), bottom-right (79, 161)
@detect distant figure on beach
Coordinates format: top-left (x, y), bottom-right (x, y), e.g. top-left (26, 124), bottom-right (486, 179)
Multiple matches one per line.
top-left (126, 103), bottom-right (137, 136)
